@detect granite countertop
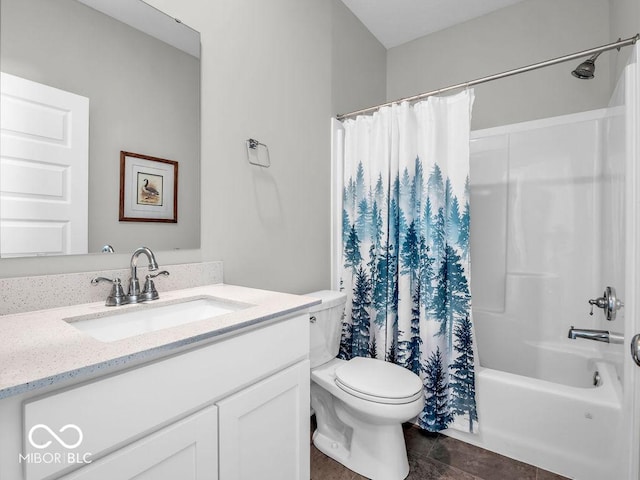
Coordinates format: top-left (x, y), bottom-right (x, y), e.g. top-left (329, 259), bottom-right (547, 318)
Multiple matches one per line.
top-left (0, 284), bottom-right (319, 399)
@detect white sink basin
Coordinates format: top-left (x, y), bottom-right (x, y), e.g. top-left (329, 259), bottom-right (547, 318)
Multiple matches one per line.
top-left (66, 297), bottom-right (252, 342)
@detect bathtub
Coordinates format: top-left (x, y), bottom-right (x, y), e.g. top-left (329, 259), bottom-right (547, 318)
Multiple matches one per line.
top-left (444, 341), bottom-right (623, 480)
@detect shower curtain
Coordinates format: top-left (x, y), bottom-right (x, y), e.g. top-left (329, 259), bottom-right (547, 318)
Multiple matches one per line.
top-left (338, 90), bottom-right (477, 433)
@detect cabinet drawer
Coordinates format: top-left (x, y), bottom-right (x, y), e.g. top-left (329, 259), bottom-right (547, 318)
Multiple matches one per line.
top-left (23, 313), bottom-right (309, 480)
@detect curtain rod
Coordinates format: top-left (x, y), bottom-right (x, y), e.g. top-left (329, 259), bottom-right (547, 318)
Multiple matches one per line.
top-left (336, 34), bottom-right (640, 121)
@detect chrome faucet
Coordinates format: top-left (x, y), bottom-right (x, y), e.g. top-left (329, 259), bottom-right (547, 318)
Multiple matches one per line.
top-left (127, 246), bottom-right (159, 303)
top-left (568, 326), bottom-right (624, 344)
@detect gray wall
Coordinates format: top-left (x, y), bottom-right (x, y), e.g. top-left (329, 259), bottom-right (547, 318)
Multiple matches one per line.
top-left (610, 0), bottom-right (640, 86)
top-left (11, 0), bottom-right (629, 293)
top-left (386, 0), bottom-right (614, 131)
top-left (1, 0), bottom-right (200, 256)
top-left (332, 0), bottom-right (387, 116)
top-left (0, 0), bottom-right (386, 285)
top-left (139, 0), bottom-right (385, 294)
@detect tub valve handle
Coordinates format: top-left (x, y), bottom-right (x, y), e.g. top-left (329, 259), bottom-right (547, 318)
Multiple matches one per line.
top-left (588, 286), bottom-right (623, 321)
top-left (588, 297), bottom-right (606, 315)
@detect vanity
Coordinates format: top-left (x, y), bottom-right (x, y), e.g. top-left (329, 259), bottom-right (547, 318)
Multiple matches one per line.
top-left (0, 284), bottom-right (318, 480)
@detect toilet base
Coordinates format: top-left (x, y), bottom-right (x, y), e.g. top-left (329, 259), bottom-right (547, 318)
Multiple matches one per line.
top-left (310, 359), bottom-right (423, 480)
top-left (312, 420), bottom-right (410, 480)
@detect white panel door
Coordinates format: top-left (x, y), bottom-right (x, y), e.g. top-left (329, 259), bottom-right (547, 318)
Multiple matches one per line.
top-left (0, 72), bottom-right (89, 257)
top-left (58, 406), bottom-right (218, 480)
top-left (218, 361), bottom-right (310, 480)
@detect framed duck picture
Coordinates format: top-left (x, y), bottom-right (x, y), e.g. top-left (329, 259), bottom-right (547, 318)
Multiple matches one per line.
top-left (119, 151), bottom-right (178, 223)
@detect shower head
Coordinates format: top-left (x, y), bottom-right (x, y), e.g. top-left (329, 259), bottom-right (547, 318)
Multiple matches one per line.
top-left (571, 51), bottom-right (602, 79)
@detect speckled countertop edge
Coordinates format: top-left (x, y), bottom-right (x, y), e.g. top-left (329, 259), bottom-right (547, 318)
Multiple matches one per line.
top-left (0, 284), bottom-right (320, 399)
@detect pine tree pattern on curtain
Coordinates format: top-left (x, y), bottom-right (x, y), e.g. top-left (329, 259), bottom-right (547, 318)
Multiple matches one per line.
top-left (338, 92), bottom-right (478, 433)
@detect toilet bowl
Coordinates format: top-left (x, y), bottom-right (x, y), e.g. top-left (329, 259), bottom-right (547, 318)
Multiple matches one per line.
top-left (307, 291), bottom-right (425, 480)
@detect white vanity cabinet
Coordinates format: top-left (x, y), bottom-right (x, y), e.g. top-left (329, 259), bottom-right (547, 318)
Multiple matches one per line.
top-left (218, 361), bottom-right (309, 479)
top-left (58, 405), bottom-right (219, 480)
top-left (2, 312), bottom-right (310, 480)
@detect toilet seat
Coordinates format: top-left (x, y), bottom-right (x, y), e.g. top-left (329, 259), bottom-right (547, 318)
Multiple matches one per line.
top-left (334, 357), bottom-right (423, 405)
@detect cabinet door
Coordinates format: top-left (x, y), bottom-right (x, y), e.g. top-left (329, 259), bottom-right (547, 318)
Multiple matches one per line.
top-left (218, 361), bottom-right (310, 480)
top-left (59, 406), bottom-right (218, 480)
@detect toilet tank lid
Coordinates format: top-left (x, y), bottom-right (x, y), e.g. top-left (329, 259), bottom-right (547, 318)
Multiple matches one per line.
top-left (306, 290), bottom-right (347, 312)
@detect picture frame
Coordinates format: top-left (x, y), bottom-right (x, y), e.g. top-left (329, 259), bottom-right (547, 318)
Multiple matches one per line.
top-left (119, 151), bottom-right (178, 223)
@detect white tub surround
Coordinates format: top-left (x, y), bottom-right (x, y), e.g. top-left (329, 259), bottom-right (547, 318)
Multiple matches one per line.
top-left (463, 106), bottom-right (628, 480)
top-left (0, 283), bottom-right (319, 399)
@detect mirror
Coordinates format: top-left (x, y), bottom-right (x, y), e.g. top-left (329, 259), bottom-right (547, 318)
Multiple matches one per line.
top-left (0, 0), bottom-right (201, 258)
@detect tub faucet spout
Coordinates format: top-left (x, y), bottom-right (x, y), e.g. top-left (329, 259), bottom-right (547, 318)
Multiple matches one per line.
top-left (568, 326), bottom-right (623, 344)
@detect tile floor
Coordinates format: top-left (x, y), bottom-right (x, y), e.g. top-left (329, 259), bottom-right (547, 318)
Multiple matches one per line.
top-left (310, 420), bottom-right (570, 480)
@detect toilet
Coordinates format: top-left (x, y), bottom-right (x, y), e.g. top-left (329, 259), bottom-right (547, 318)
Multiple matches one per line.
top-left (307, 290), bottom-right (425, 480)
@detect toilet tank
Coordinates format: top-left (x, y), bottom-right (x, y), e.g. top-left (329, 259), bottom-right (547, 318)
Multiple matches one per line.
top-left (306, 290), bottom-right (347, 368)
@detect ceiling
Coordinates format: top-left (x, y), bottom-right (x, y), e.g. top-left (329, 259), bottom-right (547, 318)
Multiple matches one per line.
top-left (340, 0), bottom-right (527, 49)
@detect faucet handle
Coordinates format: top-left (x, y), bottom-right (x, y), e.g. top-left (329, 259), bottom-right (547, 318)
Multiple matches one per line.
top-left (141, 271), bottom-right (170, 302)
top-left (146, 270), bottom-right (170, 280)
top-left (91, 277), bottom-right (128, 306)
